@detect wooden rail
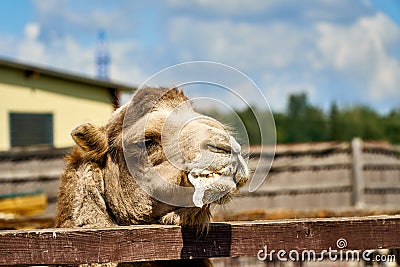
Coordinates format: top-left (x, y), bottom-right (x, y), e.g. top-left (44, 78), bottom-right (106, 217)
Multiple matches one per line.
top-left (1, 139), bottom-right (399, 216)
top-left (0, 215), bottom-right (399, 265)
top-left (243, 139), bottom-right (400, 212)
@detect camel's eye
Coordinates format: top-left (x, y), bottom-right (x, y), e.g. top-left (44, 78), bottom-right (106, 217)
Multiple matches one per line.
top-left (135, 138), bottom-right (158, 150)
top-left (134, 141), bottom-right (146, 150)
top-left (206, 144), bottom-right (231, 154)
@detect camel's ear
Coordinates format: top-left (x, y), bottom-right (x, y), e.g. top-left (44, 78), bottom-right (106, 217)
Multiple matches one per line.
top-left (71, 123), bottom-right (108, 162)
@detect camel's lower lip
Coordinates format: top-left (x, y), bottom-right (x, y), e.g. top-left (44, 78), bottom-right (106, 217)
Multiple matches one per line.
top-left (188, 171), bottom-right (236, 207)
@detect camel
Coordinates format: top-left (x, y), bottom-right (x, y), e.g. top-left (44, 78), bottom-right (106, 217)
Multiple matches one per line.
top-left (55, 87), bottom-right (250, 267)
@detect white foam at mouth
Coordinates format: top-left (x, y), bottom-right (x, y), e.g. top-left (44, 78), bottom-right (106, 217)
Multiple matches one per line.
top-left (192, 186), bottom-right (206, 208)
top-left (188, 171), bottom-right (236, 208)
top-left (188, 172), bottom-right (205, 207)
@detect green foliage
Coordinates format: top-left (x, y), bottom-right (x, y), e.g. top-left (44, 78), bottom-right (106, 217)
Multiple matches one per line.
top-left (384, 109), bottom-right (400, 144)
top-left (329, 102), bottom-right (340, 140)
top-left (333, 105), bottom-right (385, 141)
top-left (235, 107), bottom-right (261, 145)
top-left (206, 92), bottom-right (400, 145)
top-left (283, 93), bottom-right (328, 143)
top-left (279, 93), bottom-right (399, 144)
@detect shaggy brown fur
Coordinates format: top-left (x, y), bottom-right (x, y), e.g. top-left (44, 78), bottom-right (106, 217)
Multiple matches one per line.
top-left (55, 87), bottom-right (249, 267)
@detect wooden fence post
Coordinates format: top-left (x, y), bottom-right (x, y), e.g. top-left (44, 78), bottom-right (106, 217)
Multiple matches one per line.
top-left (351, 137), bottom-right (365, 208)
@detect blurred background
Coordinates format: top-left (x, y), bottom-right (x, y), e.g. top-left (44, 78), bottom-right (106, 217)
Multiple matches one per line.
top-left (0, 0), bottom-right (399, 265)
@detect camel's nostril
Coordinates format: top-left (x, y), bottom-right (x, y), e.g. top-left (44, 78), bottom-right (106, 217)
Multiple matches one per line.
top-left (229, 136), bottom-right (241, 154)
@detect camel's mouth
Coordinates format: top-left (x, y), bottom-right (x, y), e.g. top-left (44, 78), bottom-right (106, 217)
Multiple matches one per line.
top-left (188, 168), bottom-right (237, 208)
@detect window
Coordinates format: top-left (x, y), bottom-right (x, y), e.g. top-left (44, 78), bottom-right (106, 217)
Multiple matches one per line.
top-left (9, 113), bottom-right (54, 147)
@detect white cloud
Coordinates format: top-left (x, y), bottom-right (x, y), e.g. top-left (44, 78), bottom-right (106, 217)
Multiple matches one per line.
top-left (9, 20), bottom-right (145, 87)
top-left (16, 22), bottom-right (46, 64)
top-left (262, 73), bottom-right (317, 112)
top-left (316, 12), bottom-right (400, 100)
top-left (24, 22), bottom-right (40, 40)
top-left (167, 0), bottom-right (374, 24)
top-left (110, 58), bottom-right (149, 87)
top-left (32, 0), bottom-right (68, 13)
top-left (167, 16), bottom-right (322, 112)
top-left (167, 0), bottom-right (275, 16)
top-left (167, 11), bottom-right (400, 111)
top-left (168, 17), bottom-right (313, 72)
top-left (51, 35), bottom-right (94, 75)
top-left (0, 35), bottom-right (16, 56)
top-left (32, 0), bottom-right (137, 40)
top-left (24, 0), bottom-right (149, 86)
top-left (2, 1), bottom-right (399, 114)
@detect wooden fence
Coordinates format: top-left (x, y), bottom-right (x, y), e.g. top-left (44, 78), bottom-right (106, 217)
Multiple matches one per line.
top-left (0, 141), bottom-right (399, 265)
top-left (0, 215), bottom-right (399, 265)
top-left (0, 147), bottom-right (67, 218)
top-left (215, 138), bottom-right (400, 216)
top-left (0, 139), bottom-right (399, 221)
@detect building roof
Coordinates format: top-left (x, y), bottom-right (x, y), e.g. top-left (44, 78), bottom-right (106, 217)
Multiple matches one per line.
top-left (0, 57), bottom-right (136, 93)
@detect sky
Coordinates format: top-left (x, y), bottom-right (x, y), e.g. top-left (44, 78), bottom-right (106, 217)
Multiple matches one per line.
top-left (0, 0), bottom-right (400, 113)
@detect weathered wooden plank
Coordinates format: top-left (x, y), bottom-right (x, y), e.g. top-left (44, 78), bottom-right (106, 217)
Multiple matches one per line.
top-left (238, 185), bottom-right (352, 197)
top-left (0, 215), bottom-right (399, 265)
top-left (351, 138), bottom-right (365, 207)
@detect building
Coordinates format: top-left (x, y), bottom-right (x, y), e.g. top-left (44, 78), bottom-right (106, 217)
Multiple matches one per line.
top-left (0, 58), bottom-right (135, 151)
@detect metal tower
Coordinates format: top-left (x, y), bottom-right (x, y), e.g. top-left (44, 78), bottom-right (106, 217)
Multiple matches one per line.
top-left (95, 30), bottom-right (111, 80)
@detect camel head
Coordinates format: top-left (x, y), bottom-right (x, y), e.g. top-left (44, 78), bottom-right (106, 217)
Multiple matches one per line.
top-left (56, 87), bottom-right (249, 229)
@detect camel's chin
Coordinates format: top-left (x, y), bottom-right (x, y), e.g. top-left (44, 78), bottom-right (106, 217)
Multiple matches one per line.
top-left (212, 189), bottom-right (236, 205)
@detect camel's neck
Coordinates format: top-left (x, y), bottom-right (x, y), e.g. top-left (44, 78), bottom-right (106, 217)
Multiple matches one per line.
top-left (55, 162), bottom-right (115, 228)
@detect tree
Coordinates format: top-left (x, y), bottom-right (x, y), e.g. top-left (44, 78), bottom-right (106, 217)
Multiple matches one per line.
top-left (329, 102), bottom-right (341, 140)
top-left (235, 107), bottom-right (261, 145)
top-left (285, 92), bottom-right (328, 143)
top-left (336, 106), bottom-right (384, 141)
top-left (384, 108), bottom-right (400, 144)
top-left (286, 93), bottom-right (308, 142)
top-left (205, 93), bottom-right (400, 145)
top-left (274, 112), bottom-right (288, 143)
